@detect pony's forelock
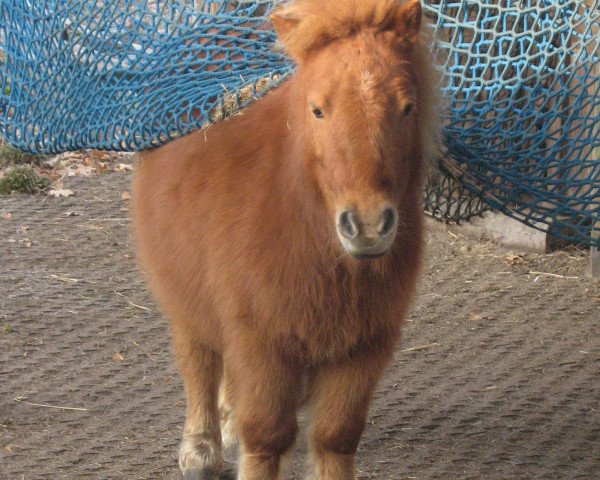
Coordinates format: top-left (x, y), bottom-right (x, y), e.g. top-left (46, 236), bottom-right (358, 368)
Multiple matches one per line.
top-left (273, 0), bottom-right (412, 60)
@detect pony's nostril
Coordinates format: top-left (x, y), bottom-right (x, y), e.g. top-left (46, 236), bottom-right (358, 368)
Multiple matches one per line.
top-left (379, 207), bottom-right (398, 236)
top-left (338, 210), bottom-right (360, 239)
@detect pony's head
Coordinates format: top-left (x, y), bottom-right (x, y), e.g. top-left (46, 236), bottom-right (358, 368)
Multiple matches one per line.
top-left (272, 0), bottom-right (439, 259)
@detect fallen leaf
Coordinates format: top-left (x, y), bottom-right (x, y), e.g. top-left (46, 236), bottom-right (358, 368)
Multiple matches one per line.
top-left (94, 161), bottom-right (110, 174)
top-left (469, 313), bottom-right (484, 322)
top-left (504, 252), bottom-right (527, 266)
top-left (115, 163), bottom-right (134, 173)
top-left (121, 191), bottom-right (132, 200)
top-left (43, 157), bottom-right (61, 168)
top-left (74, 165), bottom-right (95, 176)
top-left (112, 352), bottom-right (125, 362)
top-left (60, 152), bottom-right (80, 161)
top-left (48, 189), bottom-right (74, 198)
top-left (89, 150), bottom-right (108, 161)
top-left (46, 171), bottom-right (64, 181)
top-left (0, 212), bottom-right (12, 220)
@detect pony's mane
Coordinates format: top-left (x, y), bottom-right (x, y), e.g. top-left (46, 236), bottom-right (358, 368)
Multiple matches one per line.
top-left (275, 0), bottom-right (414, 59)
top-left (275, 0), bottom-right (443, 166)
top-left (409, 25), bottom-right (444, 168)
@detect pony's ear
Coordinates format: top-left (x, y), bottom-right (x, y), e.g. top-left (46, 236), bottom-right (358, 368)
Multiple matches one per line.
top-left (271, 8), bottom-right (307, 62)
top-left (271, 10), bottom-right (301, 42)
top-left (392, 0), bottom-right (422, 41)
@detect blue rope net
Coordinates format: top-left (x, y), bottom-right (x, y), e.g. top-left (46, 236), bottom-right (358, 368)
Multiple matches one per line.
top-left (0, 0), bottom-right (293, 151)
top-left (423, 0), bottom-right (600, 246)
top-left (0, 1), bottom-right (599, 246)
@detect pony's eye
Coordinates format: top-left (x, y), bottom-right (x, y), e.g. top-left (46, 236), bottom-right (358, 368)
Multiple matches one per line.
top-left (403, 103), bottom-right (415, 117)
top-left (311, 106), bottom-right (324, 119)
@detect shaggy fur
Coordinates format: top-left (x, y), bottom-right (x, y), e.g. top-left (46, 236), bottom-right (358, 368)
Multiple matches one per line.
top-left (133, 1), bottom-right (441, 479)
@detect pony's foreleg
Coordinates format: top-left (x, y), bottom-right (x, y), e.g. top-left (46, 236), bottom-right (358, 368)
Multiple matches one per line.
top-left (219, 370), bottom-right (240, 464)
top-left (307, 348), bottom-right (392, 480)
top-left (172, 331), bottom-right (224, 480)
top-left (227, 336), bottom-right (301, 480)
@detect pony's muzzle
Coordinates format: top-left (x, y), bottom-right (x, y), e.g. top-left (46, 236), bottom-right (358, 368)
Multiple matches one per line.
top-left (336, 206), bottom-right (398, 259)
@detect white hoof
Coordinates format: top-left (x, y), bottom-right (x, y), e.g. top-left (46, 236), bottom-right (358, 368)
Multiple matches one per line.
top-left (179, 432), bottom-right (223, 478)
top-left (220, 405), bottom-right (240, 465)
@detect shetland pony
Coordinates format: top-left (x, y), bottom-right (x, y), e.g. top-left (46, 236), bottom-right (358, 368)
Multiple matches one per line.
top-left (133, 0), bottom-right (440, 478)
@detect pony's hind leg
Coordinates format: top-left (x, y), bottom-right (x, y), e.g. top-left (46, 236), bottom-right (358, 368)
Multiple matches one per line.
top-left (173, 333), bottom-right (224, 480)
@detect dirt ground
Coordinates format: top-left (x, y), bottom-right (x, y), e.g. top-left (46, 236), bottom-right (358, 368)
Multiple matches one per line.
top-left (1, 169), bottom-right (599, 480)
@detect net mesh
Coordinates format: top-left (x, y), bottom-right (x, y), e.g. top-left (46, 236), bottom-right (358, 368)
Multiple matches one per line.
top-left (0, 1), bottom-right (599, 246)
top-left (423, 0), bottom-right (600, 246)
top-left (0, 0), bottom-right (293, 151)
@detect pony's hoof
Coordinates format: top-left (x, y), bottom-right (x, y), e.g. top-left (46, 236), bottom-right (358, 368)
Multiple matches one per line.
top-left (182, 467), bottom-right (220, 480)
top-left (221, 440), bottom-right (239, 465)
top-left (220, 406), bottom-right (239, 465)
top-left (179, 434), bottom-right (223, 479)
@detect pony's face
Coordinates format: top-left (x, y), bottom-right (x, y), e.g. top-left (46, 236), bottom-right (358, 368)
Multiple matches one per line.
top-left (300, 34), bottom-right (420, 259)
top-left (273, 0), bottom-right (425, 259)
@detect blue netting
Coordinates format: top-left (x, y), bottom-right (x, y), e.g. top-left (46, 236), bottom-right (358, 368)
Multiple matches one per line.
top-left (0, 1), bottom-right (599, 246)
top-left (0, 0), bottom-right (293, 151)
top-left (423, 0), bottom-right (600, 246)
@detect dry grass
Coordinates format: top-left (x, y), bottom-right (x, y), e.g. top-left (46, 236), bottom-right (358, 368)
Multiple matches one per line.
top-left (0, 165), bottom-right (51, 194)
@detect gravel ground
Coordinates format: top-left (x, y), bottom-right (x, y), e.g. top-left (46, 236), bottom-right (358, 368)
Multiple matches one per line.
top-left (1, 171), bottom-right (599, 480)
